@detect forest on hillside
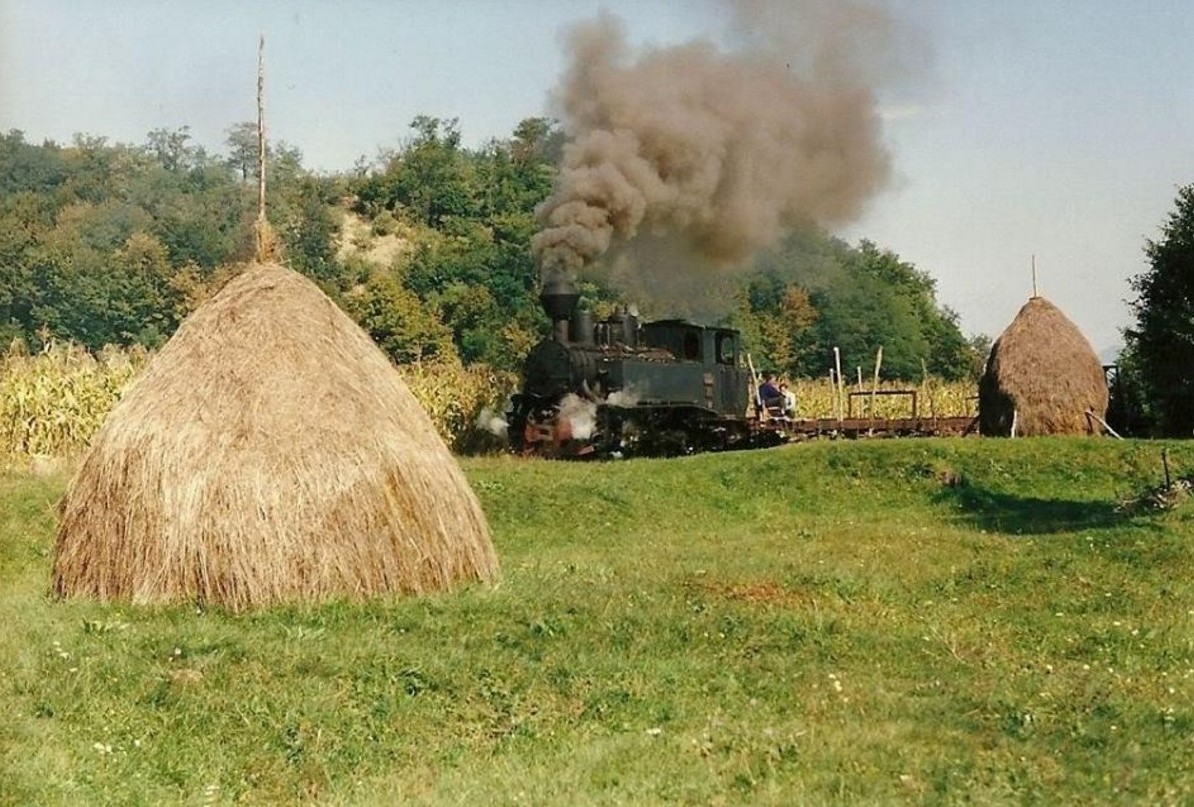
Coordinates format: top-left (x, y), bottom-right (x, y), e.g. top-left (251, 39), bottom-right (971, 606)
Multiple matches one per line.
top-left (0, 117), bottom-right (984, 382)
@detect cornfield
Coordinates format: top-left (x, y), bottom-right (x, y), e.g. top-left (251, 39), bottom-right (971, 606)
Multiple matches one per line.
top-left (786, 377), bottom-right (977, 420)
top-left (396, 361), bottom-right (519, 453)
top-left (0, 341), bottom-right (147, 458)
top-left (0, 342), bottom-right (518, 460)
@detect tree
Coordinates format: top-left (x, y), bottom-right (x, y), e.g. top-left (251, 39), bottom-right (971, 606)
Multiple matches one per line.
top-left (26, 203), bottom-right (180, 349)
top-left (1124, 184), bottom-right (1194, 435)
top-left (808, 268), bottom-right (928, 381)
top-left (432, 281), bottom-right (502, 365)
top-left (920, 304), bottom-right (973, 380)
top-left (0, 191), bottom-right (53, 340)
top-left (731, 276), bottom-right (818, 377)
top-left (353, 117), bottom-right (478, 226)
top-left (510, 117), bottom-right (564, 166)
top-left (145, 126), bottom-right (203, 172)
top-left (342, 269), bottom-right (457, 365)
top-left (0, 130), bottom-right (69, 197)
top-left (0, 126), bottom-right (347, 350)
top-left (845, 242), bottom-right (972, 380)
top-left (106, 232), bottom-right (182, 346)
top-left (129, 159), bottom-right (251, 269)
top-left (736, 235), bottom-right (973, 381)
top-left (965, 333), bottom-right (993, 382)
top-left (62, 135), bottom-right (125, 204)
top-left (224, 121), bottom-right (261, 181)
top-left (263, 146), bottom-right (343, 285)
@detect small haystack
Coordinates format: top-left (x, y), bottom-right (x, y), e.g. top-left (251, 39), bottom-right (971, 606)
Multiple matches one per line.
top-left (978, 296), bottom-right (1109, 436)
top-left (52, 262), bottom-right (497, 609)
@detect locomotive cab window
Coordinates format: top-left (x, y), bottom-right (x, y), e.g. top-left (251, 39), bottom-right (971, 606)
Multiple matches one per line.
top-left (716, 333), bottom-right (735, 365)
top-left (682, 331), bottom-right (701, 360)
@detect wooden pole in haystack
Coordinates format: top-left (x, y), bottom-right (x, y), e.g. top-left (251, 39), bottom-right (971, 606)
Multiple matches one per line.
top-left (257, 34), bottom-right (266, 227)
top-left (253, 34), bottom-right (278, 263)
top-left (1031, 254), bottom-right (1038, 299)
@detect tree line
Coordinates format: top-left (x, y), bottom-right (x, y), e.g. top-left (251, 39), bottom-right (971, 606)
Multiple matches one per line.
top-left (1, 117), bottom-right (986, 386)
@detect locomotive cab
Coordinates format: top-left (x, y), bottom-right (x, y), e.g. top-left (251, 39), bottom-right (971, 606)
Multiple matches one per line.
top-left (628, 321), bottom-right (746, 415)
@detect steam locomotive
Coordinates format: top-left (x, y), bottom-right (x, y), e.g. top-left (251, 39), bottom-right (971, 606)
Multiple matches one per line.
top-left (507, 275), bottom-right (780, 458)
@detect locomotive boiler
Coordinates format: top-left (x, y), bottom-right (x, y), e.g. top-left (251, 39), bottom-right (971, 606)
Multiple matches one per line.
top-left (507, 275), bottom-right (776, 458)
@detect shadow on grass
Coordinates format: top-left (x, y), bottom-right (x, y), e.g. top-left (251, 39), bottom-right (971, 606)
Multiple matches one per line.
top-left (934, 484), bottom-right (1139, 536)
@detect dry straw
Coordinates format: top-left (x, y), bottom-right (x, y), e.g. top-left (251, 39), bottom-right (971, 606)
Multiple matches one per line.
top-left (978, 296), bottom-right (1109, 437)
top-left (52, 261), bottom-right (498, 610)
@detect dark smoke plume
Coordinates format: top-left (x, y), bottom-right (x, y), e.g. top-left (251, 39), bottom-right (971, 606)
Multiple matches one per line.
top-left (532, 1), bottom-right (904, 282)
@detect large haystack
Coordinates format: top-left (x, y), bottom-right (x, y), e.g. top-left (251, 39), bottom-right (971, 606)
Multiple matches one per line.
top-left (978, 296), bottom-right (1109, 436)
top-left (53, 262), bottom-right (497, 609)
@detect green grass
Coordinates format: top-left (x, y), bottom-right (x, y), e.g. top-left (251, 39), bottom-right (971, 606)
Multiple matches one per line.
top-left (3, 438), bottom-right (1194, 805)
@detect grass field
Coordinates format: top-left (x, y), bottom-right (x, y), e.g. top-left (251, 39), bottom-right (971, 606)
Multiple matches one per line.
top-left (3, 438), bottom-right (1194, 805)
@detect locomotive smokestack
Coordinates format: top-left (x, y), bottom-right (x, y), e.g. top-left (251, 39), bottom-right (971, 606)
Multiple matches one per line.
top-left (539, 272), bottom-right (581, 343)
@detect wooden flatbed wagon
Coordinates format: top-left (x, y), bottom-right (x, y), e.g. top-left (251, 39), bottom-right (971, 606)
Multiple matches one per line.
top-left (759, 388), bottom-right (978, 440)
top-left (776, 415), bottom-right (978, 439)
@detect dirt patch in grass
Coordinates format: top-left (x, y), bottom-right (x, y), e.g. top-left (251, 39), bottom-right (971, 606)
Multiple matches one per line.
top-left (692, 579), bottom-right (815, 608)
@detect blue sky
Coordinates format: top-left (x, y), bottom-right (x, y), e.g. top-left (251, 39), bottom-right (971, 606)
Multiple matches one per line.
top-left (2, 0), bottom-right (1192, 353)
